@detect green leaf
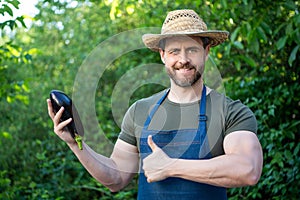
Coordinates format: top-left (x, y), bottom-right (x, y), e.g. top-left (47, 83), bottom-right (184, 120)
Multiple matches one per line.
top-left (286, 22), bottom-right (293, 36)
top-left (230, 27), bottom-right (240, 42)
top-left (9, 0), bottom-right (21, 10)
top-left (276, 36), bottom-right (288, 50)
top-left (3, 4), bottom-right (13, 16)
top-left (284, 150), bottom-right (293, 161)
top-left (16, 16), bottom-right (27, 28)
top-left (1, 131), bottom-right (12, 139)
top-left (274, 23), bottom-right (285, 36)
top-left (220, 0), bottom-right (228, 9)
top-left (6, 96), bottom-right (13, 103)
top-left (233, 41), bottom-right (244, 49)
top-left (268, 105), bottom-right (275, 117)
top-left (234, 58), bottom-right (241, 71)
top-left (261, 21), bottom-right (272, 35)
top-left (288, 45), bottom-right (299, 66)
top-left (294, 14), bottom-right (300, 24)
top-left (241, 56), bottom-right (256, 67)
top-left (257, 26), bottom-right (267, 42)
top-left (8, 20), bottom-right (15, 30)
top-left (251, 37), bottom-right (259, 53)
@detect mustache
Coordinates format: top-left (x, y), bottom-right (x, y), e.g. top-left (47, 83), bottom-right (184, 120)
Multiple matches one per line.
top-left (174, 64), bottom-right (196, 70)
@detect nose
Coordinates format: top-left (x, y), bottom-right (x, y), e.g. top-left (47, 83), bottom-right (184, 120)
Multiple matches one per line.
top-left (178, 51), bottom-right (190, 65)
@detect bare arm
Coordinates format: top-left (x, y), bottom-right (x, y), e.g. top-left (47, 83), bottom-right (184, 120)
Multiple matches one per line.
top-left (68, 139), bottom-right (139, 192)
top-left (47, 99), bottom-right (139, 192)
top-left (143, 131), bottom-right (263, 188)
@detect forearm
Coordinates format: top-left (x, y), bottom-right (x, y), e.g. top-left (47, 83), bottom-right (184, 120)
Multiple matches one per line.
top-left (67, 141), bottom-right (124, 192)
top-left (168, 154), bottom-right (261, 188)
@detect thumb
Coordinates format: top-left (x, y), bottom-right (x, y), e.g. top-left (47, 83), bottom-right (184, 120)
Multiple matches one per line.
top-left (148, 135), bottom-right (158, 152)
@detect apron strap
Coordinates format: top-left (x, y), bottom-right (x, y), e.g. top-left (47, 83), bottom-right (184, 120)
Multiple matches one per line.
top-left (143, 89), bottom-right (170, 129)
top-left (198, 86), bottom-right (210, 158)
top-left (199, 85), bottom-right (207, 124)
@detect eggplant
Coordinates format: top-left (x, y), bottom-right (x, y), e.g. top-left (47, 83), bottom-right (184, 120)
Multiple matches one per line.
top-left (49, 90), bottom-right (84, 149)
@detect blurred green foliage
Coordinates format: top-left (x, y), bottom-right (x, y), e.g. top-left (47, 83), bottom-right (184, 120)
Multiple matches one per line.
top-left (0, 0), bottom-right (299, 199)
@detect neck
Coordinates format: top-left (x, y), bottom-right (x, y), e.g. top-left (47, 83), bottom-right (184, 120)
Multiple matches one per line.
top-left (168, 79), bottom-right (205, 103)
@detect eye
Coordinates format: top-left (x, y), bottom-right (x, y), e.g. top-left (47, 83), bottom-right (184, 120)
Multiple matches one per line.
top-left (168, 49), bottom-right (180, 55)
top-left (187, 48), bottom-right (200, 54)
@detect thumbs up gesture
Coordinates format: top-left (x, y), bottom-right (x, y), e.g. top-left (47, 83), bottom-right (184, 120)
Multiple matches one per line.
top-left (142, 135), bottom-right (174, 183)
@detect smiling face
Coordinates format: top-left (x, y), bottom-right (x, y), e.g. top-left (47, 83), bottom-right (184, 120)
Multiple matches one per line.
top-left (159, 36), bottom-right (210, 87)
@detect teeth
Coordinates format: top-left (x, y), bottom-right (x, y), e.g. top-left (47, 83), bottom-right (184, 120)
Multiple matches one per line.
top-left (182, 68), bottom-right (193, 70)
top-left (176, 68), bottom-right (194, 70)
top-left (174, 66), bottom-right (195, 70)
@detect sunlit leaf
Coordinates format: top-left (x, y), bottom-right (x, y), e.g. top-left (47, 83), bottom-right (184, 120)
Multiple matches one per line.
top-left (27, 48), bottom-right (39, 55)
top-left (21, 82), bottom-right (30, 92)
top-left (126, 4), bottom-right (135, 15)
top-left (1, 131), bottom-right (12, 139)
top-left (6, 96), bottom-right (13, 103)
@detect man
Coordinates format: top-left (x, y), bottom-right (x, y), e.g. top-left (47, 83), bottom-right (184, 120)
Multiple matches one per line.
top-left (47, 9), bottom-right (263, 199)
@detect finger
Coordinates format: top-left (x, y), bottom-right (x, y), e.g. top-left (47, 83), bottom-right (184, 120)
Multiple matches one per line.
top-left (143, 171), bottom-right (151, 183)
top-left (147, 135), bottom-right (158, 152)
top-left (53, 107), bottom-right (65, 126)
top-left (47, 99), bottom-right (55, 119)
top-left (55, 118), bottom-right (72, 132)
top-left (143, 171), bottom-right (152, 183)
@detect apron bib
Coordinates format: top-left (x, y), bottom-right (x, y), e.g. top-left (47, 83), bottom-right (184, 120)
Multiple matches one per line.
top-left (138, 86), bottom-right (227, 200)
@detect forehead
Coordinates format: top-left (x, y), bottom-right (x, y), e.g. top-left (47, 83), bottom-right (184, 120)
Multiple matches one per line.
top-left (164, 36), bottom-right (203, 48)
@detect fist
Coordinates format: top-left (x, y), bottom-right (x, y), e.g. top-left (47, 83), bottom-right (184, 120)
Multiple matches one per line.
top-left (142, 135), bottom-right (173, 183)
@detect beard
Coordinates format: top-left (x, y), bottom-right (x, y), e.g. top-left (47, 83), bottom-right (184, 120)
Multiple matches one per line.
top-left (166, 64), bottom-right (203, 87)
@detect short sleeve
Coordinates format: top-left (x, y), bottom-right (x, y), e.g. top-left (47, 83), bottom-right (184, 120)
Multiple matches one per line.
top-left (118, 102), bottom-right (137, 146)
top-left (225, 99), bottom-right (257, 136)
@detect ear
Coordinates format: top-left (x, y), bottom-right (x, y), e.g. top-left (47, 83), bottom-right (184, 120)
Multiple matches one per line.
top-left (205, 45), bottom-right (211, 61)
top-left (159, 48), bottom-right (165, 64)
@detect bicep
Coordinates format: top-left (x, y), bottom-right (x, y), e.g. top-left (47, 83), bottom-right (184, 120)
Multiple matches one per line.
top-left (224, 131), bottom-right (263, 172)
top-left (110, 139), bottom-right (139, 184)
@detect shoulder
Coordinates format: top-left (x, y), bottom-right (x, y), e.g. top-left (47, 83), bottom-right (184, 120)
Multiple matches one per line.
top-left (208, 89), bottom-right (257, 135)
top-left (208, 89), bottom-right (249, 111)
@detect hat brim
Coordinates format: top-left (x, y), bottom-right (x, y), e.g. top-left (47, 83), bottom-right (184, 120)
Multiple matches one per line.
top-left (142, 30), bottom-right (229, 51)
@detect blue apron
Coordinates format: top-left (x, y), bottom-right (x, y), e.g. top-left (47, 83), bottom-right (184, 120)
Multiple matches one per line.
top-left (138, 86), bottom-right (227, 200)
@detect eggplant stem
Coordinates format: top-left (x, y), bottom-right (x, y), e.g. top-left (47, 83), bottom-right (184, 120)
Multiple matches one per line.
top-left (75, 134), bottom-right (83, 150)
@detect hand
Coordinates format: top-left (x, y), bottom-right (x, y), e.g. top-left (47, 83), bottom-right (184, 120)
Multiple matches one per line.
top-left (47, 99), bottom-right (76, 145)
top-left (142, 135), bottom-right (174, 183)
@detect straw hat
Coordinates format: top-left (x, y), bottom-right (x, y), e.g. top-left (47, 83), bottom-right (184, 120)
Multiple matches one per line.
top-left (142, 9), bottom-right (229, 51)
